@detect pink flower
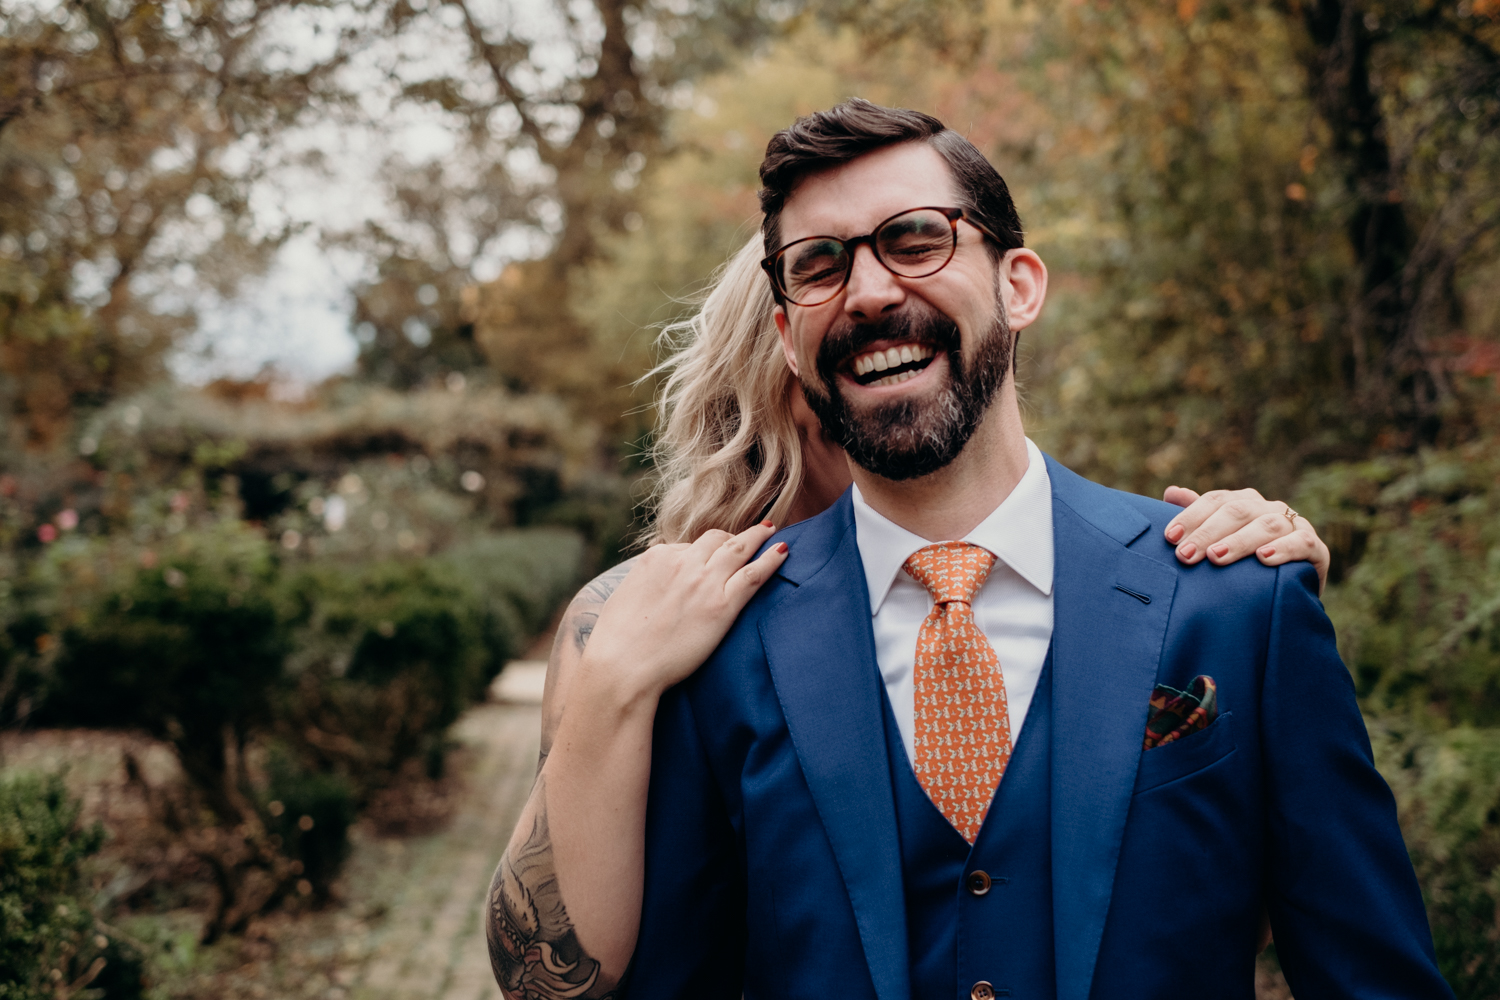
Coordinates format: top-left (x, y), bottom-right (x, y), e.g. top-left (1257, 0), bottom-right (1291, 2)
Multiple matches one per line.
top-left (37, 524), bottom-right (57, 543)
top-left (56, 509), bottom-right (78, 531)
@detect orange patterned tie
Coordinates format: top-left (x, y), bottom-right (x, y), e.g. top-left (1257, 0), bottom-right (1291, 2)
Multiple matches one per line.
top-left (904, 541), bottom-right (1012, 843)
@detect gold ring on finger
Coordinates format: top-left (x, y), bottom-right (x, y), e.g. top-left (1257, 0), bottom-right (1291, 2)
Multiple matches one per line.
top-left (1283, 506), bottom-right (1299, 524)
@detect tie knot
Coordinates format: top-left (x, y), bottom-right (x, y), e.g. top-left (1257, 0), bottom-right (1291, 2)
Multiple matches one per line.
top-left (903, 541), bottom-right (996, 605)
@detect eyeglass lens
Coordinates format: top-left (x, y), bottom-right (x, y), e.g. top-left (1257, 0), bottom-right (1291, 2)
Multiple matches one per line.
top-left (777, 208), bottom-right (957, 306)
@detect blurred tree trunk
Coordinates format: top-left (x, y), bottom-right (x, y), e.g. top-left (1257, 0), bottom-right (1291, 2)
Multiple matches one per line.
top-left (1291, 0), bottom-right (1435, 437)
top-left (1291, 0), bottom-right (1500, 443)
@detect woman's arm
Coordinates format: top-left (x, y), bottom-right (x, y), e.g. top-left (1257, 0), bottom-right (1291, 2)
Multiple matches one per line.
top-left (485, 524), bottom-right (787, 999)
top-left (485, 565), bottom-right (629, 1000)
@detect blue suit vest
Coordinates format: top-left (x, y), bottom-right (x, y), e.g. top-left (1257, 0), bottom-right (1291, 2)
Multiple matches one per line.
top-left (885, 655), bottom-right (1056, 1000)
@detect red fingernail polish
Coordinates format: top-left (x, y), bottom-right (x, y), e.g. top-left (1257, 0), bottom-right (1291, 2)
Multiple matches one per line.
top-left (1260, 546), bottom-right (1275, 557)
top-left (775, 542), bottom-right (788, 553)
top-left (761, 519), bottom-right (774, 527)
top-left (1211, 543), bottom-right (1228, 558)
top-left (1166, 525), bottom-right (1183, 542)
top-left (1178, 543), bottom-right (1196, 560)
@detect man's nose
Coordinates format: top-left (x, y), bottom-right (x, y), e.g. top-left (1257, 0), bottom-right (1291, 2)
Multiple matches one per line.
top-left (842, 244), bottom-right (905, 322)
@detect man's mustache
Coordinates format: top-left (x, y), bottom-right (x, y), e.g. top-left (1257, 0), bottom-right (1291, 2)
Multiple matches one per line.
top-left (814, 307), bottom-right (963, 383)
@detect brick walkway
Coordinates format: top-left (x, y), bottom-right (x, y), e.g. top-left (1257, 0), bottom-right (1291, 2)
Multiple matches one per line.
top-left (345, 664), bottom-right (544, 1000)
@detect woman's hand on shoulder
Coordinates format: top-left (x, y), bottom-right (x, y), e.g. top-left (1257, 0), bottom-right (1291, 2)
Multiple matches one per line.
top-left (575, 521), bottom-right (789, 708)
top-left (1162, 486), bottom-right (1330, 595)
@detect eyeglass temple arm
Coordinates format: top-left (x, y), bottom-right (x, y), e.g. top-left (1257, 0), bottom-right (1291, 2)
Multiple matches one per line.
top-left (958, 209), bottom-right (1004, 247)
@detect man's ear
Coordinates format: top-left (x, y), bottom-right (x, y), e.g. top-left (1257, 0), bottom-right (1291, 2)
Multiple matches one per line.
top-left (998, 249), bottom-right (1048, 331)
top-left (774, 306), bottom-right (800, 377)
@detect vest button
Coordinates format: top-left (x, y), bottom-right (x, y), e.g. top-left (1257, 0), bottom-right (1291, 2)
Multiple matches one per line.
top-left (971, 982), bottom-right (996, 1000)
top-left (966, 870), bottom-right (993, 896)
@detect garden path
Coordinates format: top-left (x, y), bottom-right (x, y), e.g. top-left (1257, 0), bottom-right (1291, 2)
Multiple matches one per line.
top-left (341, 662), bottom-right (545, 1000)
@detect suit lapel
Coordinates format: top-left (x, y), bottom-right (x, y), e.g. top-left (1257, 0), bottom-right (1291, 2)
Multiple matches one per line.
top-left (1045, 458), bottom-right (1178, 1000)
top-left (762, 494), bottom-right (911, 1000)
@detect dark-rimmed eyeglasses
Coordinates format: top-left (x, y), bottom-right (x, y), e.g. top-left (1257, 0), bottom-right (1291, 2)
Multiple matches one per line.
top-left (760, 206), bottom-right (1000, 308)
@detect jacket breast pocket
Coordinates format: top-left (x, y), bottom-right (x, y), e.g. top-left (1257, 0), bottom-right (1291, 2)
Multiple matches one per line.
top-left (1133, 711), bottom-right (1236, 794)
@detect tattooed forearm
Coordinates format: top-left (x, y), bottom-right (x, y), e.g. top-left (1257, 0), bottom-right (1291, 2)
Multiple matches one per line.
top-left (487, 777), bottom-right (618, 1000)
top-left (491, 556), bottom-right (642, 995)
top-left (493, 557), bottom-right (641, 995)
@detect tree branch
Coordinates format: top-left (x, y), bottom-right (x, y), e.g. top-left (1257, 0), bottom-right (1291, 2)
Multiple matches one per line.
top-left (447, 0), bottom-right (548, 149)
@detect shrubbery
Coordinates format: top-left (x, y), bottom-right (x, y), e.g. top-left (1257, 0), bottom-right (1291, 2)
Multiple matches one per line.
top-left (0, 773), bottom-right (145, 1000)
top-left (283, 557), bottom-right (491, 786)
top-left (1371, 723), bottom-right (1500, 999)
top-left (1301, 443), bottom-right (1500, 724)
top-left (272, 530), bottom-right (581, 802)
top-left (261, 750), bottom-right (357, 906)
top-left (1299, 440), bottom-right (1500, 995)
top-left (38, 522), bottom-right (288, 822)
top-left (0, 423), bottom-right (589, 945)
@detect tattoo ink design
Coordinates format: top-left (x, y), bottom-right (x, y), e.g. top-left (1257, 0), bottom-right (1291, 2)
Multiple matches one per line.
top-left (540, 559), bottom-right (636, 766)
top-left (487, 782), bottom-right (617, 1000)
top-left (573, 612), bottom-right (597, 653)
top-left (570, 561), bottom-right (633, 653)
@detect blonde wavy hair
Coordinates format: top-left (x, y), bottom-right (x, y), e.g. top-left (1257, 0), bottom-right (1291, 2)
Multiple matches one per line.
top-left (643, 234), bottom-right (806, 545)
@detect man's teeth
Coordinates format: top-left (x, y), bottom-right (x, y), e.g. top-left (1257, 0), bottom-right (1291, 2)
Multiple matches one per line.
top-left (868, 370), bottom-right (921, 388)
top-left (851, 344), bottom-right (933, 377)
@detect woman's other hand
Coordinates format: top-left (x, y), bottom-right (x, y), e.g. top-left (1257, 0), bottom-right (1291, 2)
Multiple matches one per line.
top-left (1162, 486), bottom-right (1331, 595)
top-left (579, 521), bottom-right (789, 704)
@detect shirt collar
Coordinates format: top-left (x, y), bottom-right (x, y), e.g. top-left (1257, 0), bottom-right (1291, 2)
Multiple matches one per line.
top-left (851, 437), bottom-right (1054, 614)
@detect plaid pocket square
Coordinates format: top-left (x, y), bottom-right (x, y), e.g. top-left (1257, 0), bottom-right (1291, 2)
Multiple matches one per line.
top-left (1143, 675), bottom-right (1218, 750)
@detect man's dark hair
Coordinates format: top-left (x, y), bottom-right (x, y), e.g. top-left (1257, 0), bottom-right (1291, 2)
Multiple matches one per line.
top-left (758, 98), bottom-right (1025, 264)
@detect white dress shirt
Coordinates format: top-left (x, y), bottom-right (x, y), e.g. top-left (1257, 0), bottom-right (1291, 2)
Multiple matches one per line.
top-left (852, 437), bottom-right (1055, 766)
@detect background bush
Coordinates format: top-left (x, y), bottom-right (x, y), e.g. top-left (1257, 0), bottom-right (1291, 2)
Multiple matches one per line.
top-left (1297, 443), bottom-right (1500, 995)
top-left (0, 773), bottom-right (145, 1000)
top-left (2, 454), bottom-right (587, 942)
top-left (1300, 445), bottom-right (1500, 724)
top-left (278, 527), bottom-right (584, 794)
top-left (1371, 723), bottom-right (1500, 1000)
top-left (36, 522), bottom-right (287, 822)
top-left (261, 750), bottom-right (357, 907)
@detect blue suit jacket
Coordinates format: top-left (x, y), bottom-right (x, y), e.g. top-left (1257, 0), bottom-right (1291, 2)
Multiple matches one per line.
top-left (625, 456), bottom-right (1450, 1000)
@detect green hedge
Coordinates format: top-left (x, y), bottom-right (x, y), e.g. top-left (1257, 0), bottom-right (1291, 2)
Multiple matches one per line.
top-left (262, 748), bottom-right (357, 906)
top-left (0, 773), bottom-right (144, 1000)
top-left (1298, 441), bottom-right (1500, 995)
top-left (39, 523), bottom-right (288, 820)
top-left (279, 557), bottom-right (491, 792)
top-left (14, 519), bottom-right (585, 919)
top-left (1371, 723), bottom-right (1500, 999)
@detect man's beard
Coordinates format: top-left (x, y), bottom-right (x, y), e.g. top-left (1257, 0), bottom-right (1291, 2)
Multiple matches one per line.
top-left (798, 300), bottom-right (1012, 482)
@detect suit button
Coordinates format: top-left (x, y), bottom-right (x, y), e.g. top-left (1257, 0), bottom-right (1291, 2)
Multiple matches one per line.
top-left (966, 870), bottom-right (992, 896)
top-left (971, 982), bottom-right (996, 1000)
